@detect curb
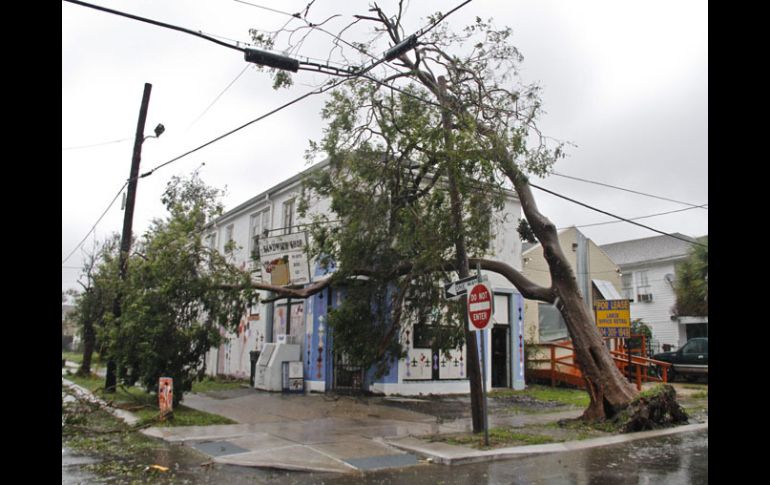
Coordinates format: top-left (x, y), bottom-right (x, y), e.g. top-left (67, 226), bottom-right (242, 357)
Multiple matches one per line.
top-left (386, 422), bottom-right (708, 466)
top-left (62, 377), bottom-right (141, 426)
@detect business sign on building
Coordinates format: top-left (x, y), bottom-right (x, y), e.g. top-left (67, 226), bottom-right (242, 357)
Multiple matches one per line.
top-left (260, 232), bottom-right (311, 286)
top-left (593, 299), bottom-right (631, 338)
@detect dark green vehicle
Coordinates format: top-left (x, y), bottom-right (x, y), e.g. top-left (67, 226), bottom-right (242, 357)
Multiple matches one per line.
top-left (653, 337), bottom-right (708, 382)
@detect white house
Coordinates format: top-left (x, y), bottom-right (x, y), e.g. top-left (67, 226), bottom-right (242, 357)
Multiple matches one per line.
top-left (203, 159), bottom-right (528, 395)
top-left (600, 234), bottom-right (707, 351)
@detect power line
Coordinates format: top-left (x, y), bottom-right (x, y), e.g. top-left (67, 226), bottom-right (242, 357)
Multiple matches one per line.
top-left (62, 182), bottom-right (127, 266)
top-left (562, 204), bottom-right (708, 230)
top-left (529, 182), bottom-right (707, 248)
top-left (550, 171), bottom-right (707, 209)
top-left (139, 1), bottom-right (471, 178)
top-left (63, 0), bottom-right (246, 53)
top-left (140, 77), bottom-right (348, 179)
top-left (186, 64), bottom-right (253, 132)
top-left (62, 138), bottom-right (130, 151)
top-left (232, 0), bottom-right (299, 18)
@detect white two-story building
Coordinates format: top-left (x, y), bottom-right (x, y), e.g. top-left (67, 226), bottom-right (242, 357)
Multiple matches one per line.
top-left (203, 159), bottom-right (527, 395)
top-left (600, 234), bottom-right (707, 351)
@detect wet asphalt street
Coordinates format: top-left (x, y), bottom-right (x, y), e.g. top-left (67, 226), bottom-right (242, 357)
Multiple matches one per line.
top-left (343, 428), bottom-right (709, 485)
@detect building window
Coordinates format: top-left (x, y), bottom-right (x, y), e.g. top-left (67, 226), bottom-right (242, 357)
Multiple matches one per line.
top-left (493, 294), bottom-right (510, 325)
top-left (636, 271), bottom-right (652, 301)
top-left (249, 209), bottom-right (270, 261)
top-left (538, 303), bottom-right (568, 342)
top-left (413, 321), bottom-right (434, 349)
top-left (224, 224), bottom-right (234, 252)
top-left (621, 273), bottom-right (634, 301)
top-left (283, 199), bottom-right (295, 235)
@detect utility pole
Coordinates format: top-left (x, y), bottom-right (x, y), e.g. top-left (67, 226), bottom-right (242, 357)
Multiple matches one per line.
top-left (104, 83), bottom-right (153, 393)
top-left (438, 75), bottom-right (484, 434)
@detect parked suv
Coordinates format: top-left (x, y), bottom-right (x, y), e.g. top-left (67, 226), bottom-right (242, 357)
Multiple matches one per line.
top-left (653, 337), bottom-right (708, 382)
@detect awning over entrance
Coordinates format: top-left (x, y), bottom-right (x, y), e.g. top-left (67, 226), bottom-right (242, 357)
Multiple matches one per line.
top-left (592, 279), bottom-right (623, 300)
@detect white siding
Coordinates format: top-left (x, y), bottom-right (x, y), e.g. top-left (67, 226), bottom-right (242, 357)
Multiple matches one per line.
top-left (624, 262), bottom-right (681, 349)
top-left (204, 167), bottom-right (523, 386)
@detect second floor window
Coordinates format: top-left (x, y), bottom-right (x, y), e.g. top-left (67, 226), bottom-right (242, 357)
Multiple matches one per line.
top-left (249, 209), bottom-right (270, 260)
top-left (224, 224), bottom-right (234, 252)
top-left (635, 270), bottom-right (652, 301)
top-left (283, 199), bottom-right (295, 235)
top-left (621, 273), bottom-right (634, 301)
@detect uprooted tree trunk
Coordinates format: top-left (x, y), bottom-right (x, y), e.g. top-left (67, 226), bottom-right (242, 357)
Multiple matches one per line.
top-left (620, 384), bottom-right (689, 432)
top-left (502, 166), bottom-right (638, 421)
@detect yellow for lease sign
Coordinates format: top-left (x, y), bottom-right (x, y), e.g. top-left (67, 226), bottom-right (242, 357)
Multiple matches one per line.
top-left (593, 299), bottom-right (631, 338)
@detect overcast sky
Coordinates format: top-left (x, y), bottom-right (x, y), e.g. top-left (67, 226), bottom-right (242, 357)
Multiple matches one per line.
top-left (62, 0), bottom-right (708, 293)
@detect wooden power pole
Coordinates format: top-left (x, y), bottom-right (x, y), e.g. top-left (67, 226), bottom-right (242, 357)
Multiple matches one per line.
top-left (104, 82), bottom-right (153, 393)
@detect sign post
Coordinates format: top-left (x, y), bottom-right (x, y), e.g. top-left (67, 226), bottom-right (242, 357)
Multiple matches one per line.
top-left (159, 377), bottom-right (173, 420)
top-left (468, 264), bottom-right (492, 446)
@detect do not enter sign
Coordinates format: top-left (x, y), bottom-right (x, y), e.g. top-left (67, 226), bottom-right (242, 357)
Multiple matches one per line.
top-left (467, 283), bottom-right (493, 331)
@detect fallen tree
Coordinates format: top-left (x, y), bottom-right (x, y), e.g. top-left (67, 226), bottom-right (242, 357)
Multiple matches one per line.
top-left (240, 2), bottom-right (687, 425)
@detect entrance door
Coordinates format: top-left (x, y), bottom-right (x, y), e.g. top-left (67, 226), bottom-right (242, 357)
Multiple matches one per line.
top-left (491, 325), bottom-right (510, 388)
top-left (332, 351), bottom-right (364, 394)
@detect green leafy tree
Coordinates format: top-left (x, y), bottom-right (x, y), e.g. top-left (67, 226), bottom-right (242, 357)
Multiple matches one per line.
top-left (253, 4), bottom-right (655, 424)
top-left (673, 237), bottom-right (708, 317)
top-left (70, 235), bottom-right (122, 376)
top-left (301, 81), bottom-right (502, 384)
top-left (104, 172), bottom-right (256, 405)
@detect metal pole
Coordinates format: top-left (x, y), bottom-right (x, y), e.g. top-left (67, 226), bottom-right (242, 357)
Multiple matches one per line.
top-left (480, 328), bottom-right (489, 447)
top-left (477, 262), bottom-right (489, 447)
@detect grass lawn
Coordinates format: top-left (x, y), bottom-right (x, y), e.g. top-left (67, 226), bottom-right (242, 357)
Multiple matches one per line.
top-left (439, 427), bottom-right (557, 449)
top-left (64, 373), bottom-right (236, 427)
top-left (62, 351), bottom-right (102, 364)
top-left (191, 376), bottom-right (250, 393)
top-left (490, 384), bottom-right (591, 408)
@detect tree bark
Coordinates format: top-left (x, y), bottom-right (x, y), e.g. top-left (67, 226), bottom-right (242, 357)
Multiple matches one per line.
top-left (502, 165), bottom-right (637, 420)
top-left (78, 318), bottom-right (95, 377)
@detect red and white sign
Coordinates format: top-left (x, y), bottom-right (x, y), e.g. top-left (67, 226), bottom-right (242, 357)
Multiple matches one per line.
top-left (467, 283), bottom-right (493, 331)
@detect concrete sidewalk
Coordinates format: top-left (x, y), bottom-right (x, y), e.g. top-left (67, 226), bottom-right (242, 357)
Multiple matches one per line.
top-left (142, 391), bottom-right (464, 473)
top-left (140, 388), bottom-right (706, 474)
top-left (386, 422), bottom-right (709, 466)
top-left (63, 367), bottom-right (707, 475)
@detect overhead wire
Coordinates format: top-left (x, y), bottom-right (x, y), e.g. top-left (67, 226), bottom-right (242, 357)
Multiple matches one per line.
top-left (62, 182), bottom-right (128, 266)
top-left (65, 0), bottom-right (702, 258)
top-left (136, 0), bottom-right (470, 178)
top-left (63, 0), bottom-right (247, 53)
top-left (63, 0), bottom-right (472, 267)
top-left (529, 182), bottom-right (707, 248)
top-left (62, 138), bottom-right (130, 151)
top-left (549, 171), bottom-right (708, 209)
top-left (139, 77), bottom-right (348, 179)
top-left (185, 64), bottom-right (253, 132)
top-left (561, 204), bottom-right (708, 230)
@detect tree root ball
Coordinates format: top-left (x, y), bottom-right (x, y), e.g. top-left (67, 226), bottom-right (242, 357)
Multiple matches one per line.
top-left (618, 384), bottom-right (689, 432)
